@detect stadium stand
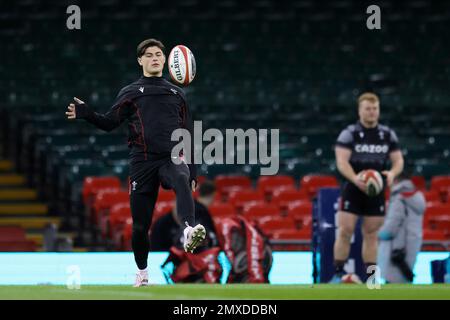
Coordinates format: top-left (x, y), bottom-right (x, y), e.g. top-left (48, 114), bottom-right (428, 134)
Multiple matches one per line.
top-left (0, 0), bottom-right (449, 251)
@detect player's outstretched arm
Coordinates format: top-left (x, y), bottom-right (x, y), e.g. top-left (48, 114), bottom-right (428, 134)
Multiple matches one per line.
top-left (65, 96), bottom-right (132, 132)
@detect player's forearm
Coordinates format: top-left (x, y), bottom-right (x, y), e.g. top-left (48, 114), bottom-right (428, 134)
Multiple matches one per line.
top-left (76, 104), bottom-right (118, 132)
top-left (389, 157), bottom-right (404, 178)
top-left (336, 160), bottom-right (358, 183)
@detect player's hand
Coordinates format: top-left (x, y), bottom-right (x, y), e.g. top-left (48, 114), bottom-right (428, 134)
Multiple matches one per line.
top-left (382, 170), bottom-right (395, 187)
top-left (65, 97), bottom-right (85, 120)
top-left (66, 103), bottom-right (76, 119)
top-left (191, 180), bottom-right (197, 192)
top-left (352, 175), bottom-right (367, 193)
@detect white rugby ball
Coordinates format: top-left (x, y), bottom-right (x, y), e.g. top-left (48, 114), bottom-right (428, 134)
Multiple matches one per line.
top-left (358, 169), bottom-right (384, 197)
top-left (168, 45), bottom-right (196, 86)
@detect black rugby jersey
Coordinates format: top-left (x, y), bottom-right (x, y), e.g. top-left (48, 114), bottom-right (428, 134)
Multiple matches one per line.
top-left (335, 121), bottom-right (400, 173)
top-left (75, 75), bottom-right (197, 182)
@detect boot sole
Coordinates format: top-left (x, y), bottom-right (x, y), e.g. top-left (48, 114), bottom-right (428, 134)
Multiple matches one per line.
top-left (185, 226), bottom-right (206, 253)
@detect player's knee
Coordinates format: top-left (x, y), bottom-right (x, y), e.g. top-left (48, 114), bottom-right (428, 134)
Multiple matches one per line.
top-left (338, 227), bottom-right (353, 241)
top-left (362, 228), bottom-right (379, 241)
top-left (173, 172), bottom-right (189, 188)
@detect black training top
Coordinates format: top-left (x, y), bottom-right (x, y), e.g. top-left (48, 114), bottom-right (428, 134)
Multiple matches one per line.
top-left (335, 121), bottom-right (400, 173)
top-left (75, 75), bottom-right (196, 182)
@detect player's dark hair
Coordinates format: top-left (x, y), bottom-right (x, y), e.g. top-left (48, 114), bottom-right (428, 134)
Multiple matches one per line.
top-left (199, 180), bottom-right (216, 197)
top-left (137, 39), bottom-right (165, 57)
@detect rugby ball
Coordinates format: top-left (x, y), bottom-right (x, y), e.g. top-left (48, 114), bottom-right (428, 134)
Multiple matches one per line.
top-left (168, 45), bottom-right (196, 86)
top-left (358, 169), bottom-right (383, 197)
top-left (341, 273), bottom-right (363, 284)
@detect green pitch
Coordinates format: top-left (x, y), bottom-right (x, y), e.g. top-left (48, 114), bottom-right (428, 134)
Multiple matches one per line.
top-left (0, 284), bottom-right (449, 300)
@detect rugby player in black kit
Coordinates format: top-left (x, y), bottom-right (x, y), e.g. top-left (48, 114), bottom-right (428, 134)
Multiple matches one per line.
top-left (331, 92), bottom-right (404, 283)
top-left (65, 39), bottom-right (206, 287)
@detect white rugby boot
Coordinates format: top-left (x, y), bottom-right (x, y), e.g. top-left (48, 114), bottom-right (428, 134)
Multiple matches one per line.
top-left (133, 268), bottom-right (149, 287)
top-left (183, 223), bottom-right (206, 253)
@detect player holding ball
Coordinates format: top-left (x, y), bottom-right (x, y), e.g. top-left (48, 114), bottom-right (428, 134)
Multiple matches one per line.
top-left (65, 39), bottom-right (205, 287)
top-left (331, 92), bottom-right (404, 283)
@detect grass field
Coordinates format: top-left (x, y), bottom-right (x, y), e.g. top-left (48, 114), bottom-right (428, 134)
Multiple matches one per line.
top-left (0, 284), bottom-right (449, 300)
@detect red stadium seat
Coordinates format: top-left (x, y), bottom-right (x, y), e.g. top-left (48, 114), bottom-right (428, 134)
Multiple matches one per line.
top-left (440, 187), bottom-right (450, 203)
top-left (431, 176), bottom-right (450, 201)
top-left (272, 228), bottom-right (311, 240)
top-left (423, 229), bottom-right (447, 241)
top-left (423, 204), bottom-right (450, 233)
top-left (82, 176), bottom-right (121, 205)
top-left (271, 188), bottom-right (310, 211)
top-left (209, 203), bottom-right (236, 218)
top-left (120, 218), bottom-right (133, 251)
top-left (411, 176), bottom-right (426, 190)
top-left (105, 203), bottom-right (131, 239)
top-left (428, 216), bottom-right (450, 234)
top-left (300, 174), bottom-right (338, 198)
top-left (153, 202), bottom-right (174, 223)
top-left (263, 185), bottom-right (297, 200)
top-left (287, 201), bottom-right (313, 225)
top-left (92, 189), bottom-right (129, 225)
top-left (287, 201), bottom-right (313, 228)
top-left (424, 203), bottom-right (450, 217)
top-left (431, 176), bottom-right (450, 191)
top-left (242, 203), bottom-right (281, 221)
top-left (214, 175), bottom-right (252, 199)
top-left (212, 217), bottom-right (227, 231)
top-left (0, 226), bottom-right (27, 241)
top-left (0, 241), bottom-right (36, 252)
top-left (228, 189), bottom-right (265, 213)
top-left (218, 185), bottom-right (247, 202)
top-left (196, 175), bottom-right (207, 185)
top-left (257, 216), bottom-right (297, 236)
top-left (157, 188), bottom-right (176, 202)
top-left (257, 175), bottom-right (295, 199)
top-left (423, 190), bottom-right (441, 204)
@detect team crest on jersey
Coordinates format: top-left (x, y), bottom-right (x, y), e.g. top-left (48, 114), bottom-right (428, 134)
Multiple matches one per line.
top-left (379, 131), bottom-right (384, 140)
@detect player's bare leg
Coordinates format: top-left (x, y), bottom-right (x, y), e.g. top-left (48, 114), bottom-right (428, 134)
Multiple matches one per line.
top-left (331, 210), bottom-right (359, 282)
top-left (362, 215), bottom-right (384, 274)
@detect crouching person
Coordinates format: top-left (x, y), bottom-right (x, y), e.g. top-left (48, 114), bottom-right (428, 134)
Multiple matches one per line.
top-left (377, 172), bottom-right (426, 283)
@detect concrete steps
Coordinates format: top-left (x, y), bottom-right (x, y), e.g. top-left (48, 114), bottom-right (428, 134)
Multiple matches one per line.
top-left (0, 174), bottom-right (26, 186)
top-left (0, 189), bottom-right (38, 201)
top-left (0, 217), bottom-right (61, 229)
top-left (0, 203), bottom-right (48, 215)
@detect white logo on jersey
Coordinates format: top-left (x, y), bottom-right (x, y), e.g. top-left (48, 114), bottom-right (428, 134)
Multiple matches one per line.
top-left (170, 88), bottom-right (178, 95)
top-left (139, 87), bottom-right (144, 93)
top-left (132, 181), bottom-right (138, 191)
top-left (359, 132), bottom-right (364, 138)
top-left (379, 131), bottom-right (384, 140)
top-left (355, 144), bottom-right (389, 154)
top-left (344, 201), bottom-right (350, 210)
